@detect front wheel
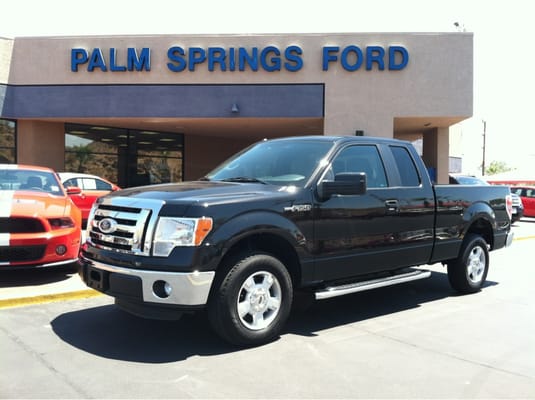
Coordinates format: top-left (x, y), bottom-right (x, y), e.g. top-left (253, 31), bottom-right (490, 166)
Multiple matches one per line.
top-left (208, 252), bottom-right (293, 347)
top-left (447, 234), bottom-right (489, 294)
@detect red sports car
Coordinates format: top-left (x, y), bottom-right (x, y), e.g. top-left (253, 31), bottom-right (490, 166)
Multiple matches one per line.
top-left (0, 164), bottom-right (82, 269)
top-left (511, 186), bottom-right (535, 217)
top-left (59, 172), bottom-right (120, 228)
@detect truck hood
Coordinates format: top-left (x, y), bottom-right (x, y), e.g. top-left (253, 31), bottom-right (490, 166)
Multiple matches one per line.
top-left (104, 181), bottom-right (298, 206)
top-left (1, 190), bottom-right (70, 218)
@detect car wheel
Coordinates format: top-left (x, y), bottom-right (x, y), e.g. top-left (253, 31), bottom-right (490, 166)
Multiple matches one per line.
top-left (447, 234), bottom-right (489, 294)
top-left (208, 252), bottom-right (293, 347)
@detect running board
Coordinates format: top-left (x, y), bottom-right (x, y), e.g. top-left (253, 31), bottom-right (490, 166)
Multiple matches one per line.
top-left (315, 268), bottom-right (431, 300)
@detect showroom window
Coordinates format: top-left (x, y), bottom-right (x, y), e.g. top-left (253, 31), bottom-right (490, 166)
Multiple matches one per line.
top-left (0, 119), bottom-right (16, 163)
top-left (65, 124), bottom-right (183, 188)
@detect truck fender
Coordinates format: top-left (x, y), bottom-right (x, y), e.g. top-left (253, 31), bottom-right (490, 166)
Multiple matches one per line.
top-left (209, 210), bottom-right (307, 257)
top-left (460, 201), bottom-right (495, 244)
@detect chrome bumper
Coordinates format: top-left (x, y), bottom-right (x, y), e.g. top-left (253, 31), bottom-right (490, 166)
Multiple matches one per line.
top-left (80, 255), bottom-right (215, 306)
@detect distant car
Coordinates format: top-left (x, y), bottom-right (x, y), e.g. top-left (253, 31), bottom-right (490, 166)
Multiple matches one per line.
top-left (510, 186), bottom-right (535, 217)
top-left (510, 193), bottom-right (524, 222)
top-left (0, 164), bottom-right (82, 269)
top-left (449, 174), bottom-right (523, 222)
top-left (449, 174), bottom-right (489, 185)
top-left (58, 173), bottom-right (120, 227)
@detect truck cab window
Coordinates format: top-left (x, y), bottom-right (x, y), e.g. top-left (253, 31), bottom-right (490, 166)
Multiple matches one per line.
top-left (390, 145), bottom-right (421, 187)
top-left (331, 145), bottom-right (388, 188)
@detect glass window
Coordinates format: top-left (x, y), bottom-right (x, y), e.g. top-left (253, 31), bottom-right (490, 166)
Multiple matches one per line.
top-left (206, 139), bottom-right (333, 187)
top-left (65, 124), bottom-right (183, 188)
top-left (330, 145), bottom-right (388, 188)
top-left (390, 146), bottom-right (421, 187)
top-left (0, 119), bottom-right (16, 164)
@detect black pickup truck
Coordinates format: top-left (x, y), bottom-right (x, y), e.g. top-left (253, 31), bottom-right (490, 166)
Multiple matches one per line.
top-left (78, 136), bottom-right (514, 346)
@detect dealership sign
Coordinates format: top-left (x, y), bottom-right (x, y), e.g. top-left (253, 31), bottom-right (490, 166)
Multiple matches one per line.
top-left (70, 45), bottom-right (409, 73)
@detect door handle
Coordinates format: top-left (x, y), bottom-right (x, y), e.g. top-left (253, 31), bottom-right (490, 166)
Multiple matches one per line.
top-left (385, 199), bottom-right (399, 214)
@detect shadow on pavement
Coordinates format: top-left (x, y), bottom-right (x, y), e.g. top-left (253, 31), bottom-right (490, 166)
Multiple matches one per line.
top-left (0, 266), bottom-right (75, 288)
top-left (51, 270), bottom-right (497, 362)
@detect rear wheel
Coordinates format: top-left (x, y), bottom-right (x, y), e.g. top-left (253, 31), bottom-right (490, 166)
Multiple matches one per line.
top-left (447, 234), bottom-right (489, 293)
top-left (208, 252), bottom-right (293, 347)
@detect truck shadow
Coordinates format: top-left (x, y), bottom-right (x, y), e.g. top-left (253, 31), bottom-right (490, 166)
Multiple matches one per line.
top-left (51, 270), bottom-right (497, 362)
top-left (0, 266), bottom-right (75, 288)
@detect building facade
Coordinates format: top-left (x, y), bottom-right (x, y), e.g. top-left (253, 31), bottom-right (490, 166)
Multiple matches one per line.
top-left (0, 33), bottom-right (473, 186)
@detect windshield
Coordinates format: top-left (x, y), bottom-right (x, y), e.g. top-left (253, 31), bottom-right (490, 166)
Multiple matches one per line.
top-left (205, 139), bottom-right (334, 187)
top-left (0, 167), bottom-right (64, 195)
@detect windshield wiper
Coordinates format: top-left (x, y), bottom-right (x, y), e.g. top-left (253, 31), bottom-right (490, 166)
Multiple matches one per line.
top-left (221, 177), bottom-right (267, 184)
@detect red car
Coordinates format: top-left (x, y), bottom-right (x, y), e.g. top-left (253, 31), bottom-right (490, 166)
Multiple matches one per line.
top-left (59, 173), bottom-right (120, 228)
top-left (0, 164), bottom-right (82, 269)
top-left (511, 186), bottom-right (535, 217)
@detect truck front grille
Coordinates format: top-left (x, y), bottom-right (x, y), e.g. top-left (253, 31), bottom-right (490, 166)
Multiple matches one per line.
top-left (87, 197), bottom-right (164, 256)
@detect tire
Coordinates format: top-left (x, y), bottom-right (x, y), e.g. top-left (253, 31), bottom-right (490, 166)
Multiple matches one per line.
top-left (208, 252), bottom-right (293, 347)
top-left (447, 234), bottom-right (489, 294)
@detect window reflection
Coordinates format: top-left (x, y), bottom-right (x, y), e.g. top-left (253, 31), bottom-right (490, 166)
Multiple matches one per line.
top-left (0, 119), bottom-right (16, 163)
top-left (65, 124), bottom-right (183, 188)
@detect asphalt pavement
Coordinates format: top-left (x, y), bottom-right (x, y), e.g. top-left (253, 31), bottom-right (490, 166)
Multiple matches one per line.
top-left (1, 218), bottom-right (534, 398)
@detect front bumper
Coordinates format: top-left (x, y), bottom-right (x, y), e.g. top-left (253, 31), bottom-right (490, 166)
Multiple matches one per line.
top-left (78, 255), bottom-right (215, 307)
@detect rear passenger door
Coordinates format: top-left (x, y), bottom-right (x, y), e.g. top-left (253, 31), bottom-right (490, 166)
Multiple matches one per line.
top-left (313, 143), bottom-right (435, 281)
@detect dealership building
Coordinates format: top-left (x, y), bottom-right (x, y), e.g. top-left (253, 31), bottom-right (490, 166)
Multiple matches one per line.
top-left (0, 33), bottom-right (472, 186)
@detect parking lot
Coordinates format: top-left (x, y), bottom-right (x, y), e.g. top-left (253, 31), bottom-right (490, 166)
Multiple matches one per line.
top-left (1, 219), bottom-right (535, 398)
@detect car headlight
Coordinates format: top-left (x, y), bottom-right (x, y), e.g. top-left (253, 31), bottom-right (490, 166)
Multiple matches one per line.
top-left (153, 217), bottom-right (213, 257)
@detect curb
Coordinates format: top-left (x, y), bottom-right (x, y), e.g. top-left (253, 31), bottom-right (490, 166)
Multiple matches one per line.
top-left (0, 289), bottom-right (102, 310)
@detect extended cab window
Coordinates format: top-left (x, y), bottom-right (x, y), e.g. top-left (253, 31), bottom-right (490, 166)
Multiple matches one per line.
top-left (331, 145), bottom-right (388, 188)
top-left (390, 145), bottom-right (421, 187)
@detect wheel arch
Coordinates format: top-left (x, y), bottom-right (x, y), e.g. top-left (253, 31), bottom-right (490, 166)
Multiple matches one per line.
top-left (464, 216), bottom-right (494, 249)
top-left (217, 232), bottom-right (302, 290)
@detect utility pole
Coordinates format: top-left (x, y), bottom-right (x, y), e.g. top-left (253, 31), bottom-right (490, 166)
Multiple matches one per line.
top-left (482, 120), bottom-right (487, 176)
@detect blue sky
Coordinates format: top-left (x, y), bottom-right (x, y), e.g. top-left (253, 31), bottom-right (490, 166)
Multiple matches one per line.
top-left (3, 0), bottom-right (534, 173)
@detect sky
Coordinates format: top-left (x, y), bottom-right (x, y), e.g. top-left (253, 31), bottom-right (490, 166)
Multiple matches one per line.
top-left (2, 0), bottom-right (534, 174)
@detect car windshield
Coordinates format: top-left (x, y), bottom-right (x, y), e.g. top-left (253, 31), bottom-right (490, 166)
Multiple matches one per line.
top-left (0, 168), bottom-right (64, 195)
top-left (205, 139), bottom-right (334, 187)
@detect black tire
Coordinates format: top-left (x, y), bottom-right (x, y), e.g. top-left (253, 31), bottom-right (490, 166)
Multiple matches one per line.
top-left (208, 252), bottom-right (293, 347)
top-left (447, 234), bottom-right (489, 294)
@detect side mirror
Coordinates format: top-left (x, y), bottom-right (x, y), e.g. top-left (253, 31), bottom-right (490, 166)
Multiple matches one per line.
top-left (317, 172), bottom-right (367, 201)
top-left (66, 186), bottom-right (82, 195)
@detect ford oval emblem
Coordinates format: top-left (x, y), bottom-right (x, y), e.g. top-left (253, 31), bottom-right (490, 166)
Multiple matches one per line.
top-left (98, 218), bottom-right (117, 234)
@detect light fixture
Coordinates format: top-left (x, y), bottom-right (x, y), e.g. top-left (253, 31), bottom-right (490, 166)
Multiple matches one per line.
top-left (231, 103), bottom-right (239, 113)
top-left (424, 122), bottom-right (431, 127)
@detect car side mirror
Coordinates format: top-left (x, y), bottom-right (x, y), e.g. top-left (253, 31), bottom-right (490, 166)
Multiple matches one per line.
top-left (318, 172), bottom-right (367, 201)
top-left (66, 186), bottom-right (82, 195)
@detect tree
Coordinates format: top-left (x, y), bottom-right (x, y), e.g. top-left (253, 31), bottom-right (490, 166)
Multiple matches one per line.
top-left (485, 161), bottom-right (512, 176)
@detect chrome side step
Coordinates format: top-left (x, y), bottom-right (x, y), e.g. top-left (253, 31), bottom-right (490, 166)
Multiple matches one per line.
top-left (315, 268), bottom-right (431, 300)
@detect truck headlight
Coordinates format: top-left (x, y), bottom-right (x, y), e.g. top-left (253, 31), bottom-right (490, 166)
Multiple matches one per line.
top-left (153, 217), bottom-right (213, 256)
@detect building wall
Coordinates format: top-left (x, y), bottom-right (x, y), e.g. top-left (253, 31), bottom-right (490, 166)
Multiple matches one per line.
top-left (17, 121), bottom-right (65, 170)
top-left (1, 33), bottom-right (473, 183)
top-left (6, 33), bottom-right (473, 137)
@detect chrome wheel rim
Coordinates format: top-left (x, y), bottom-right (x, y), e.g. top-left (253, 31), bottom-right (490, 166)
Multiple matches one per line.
top-left (237, 271), bottom-right (282, 331)
top-left (467, 246), bottom-right (486, 284)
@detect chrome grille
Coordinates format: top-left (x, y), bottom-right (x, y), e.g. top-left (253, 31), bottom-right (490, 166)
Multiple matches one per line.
top-left (87, 197), bottom-right (165, 256)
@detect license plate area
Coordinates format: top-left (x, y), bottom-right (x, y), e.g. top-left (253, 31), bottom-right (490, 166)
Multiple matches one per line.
top-left (86, 266), bottom-right (109, 291)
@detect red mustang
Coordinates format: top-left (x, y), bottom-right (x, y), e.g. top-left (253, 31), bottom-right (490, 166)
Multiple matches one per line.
top-left (0, 164), bottom-right (82, 269)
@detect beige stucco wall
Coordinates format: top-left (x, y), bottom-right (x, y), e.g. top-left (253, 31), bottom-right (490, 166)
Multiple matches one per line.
top-left (8, 33), bottom-right (473, 137)
top-left (3, 33), bottom-right (472, 183)
top-left (0, 37), bottom-right (13, 84)
top-left (17, 121), bottom-right (65, 170)
top-left (185, 134), bottom-right (253, 180)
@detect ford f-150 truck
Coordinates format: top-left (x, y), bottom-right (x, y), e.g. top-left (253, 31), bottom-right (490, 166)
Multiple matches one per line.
top-left (78, 136), bottom-right (514, 346)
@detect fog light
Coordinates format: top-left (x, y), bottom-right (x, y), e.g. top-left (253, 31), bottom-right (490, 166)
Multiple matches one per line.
top-left (56, 245), bottom-right (67, 255)
top-left (153, 280), bottom-right (172, 298)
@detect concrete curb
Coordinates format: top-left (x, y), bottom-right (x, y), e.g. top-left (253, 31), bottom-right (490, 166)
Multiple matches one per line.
top-left (0, 289), bottom-right (102, 309)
